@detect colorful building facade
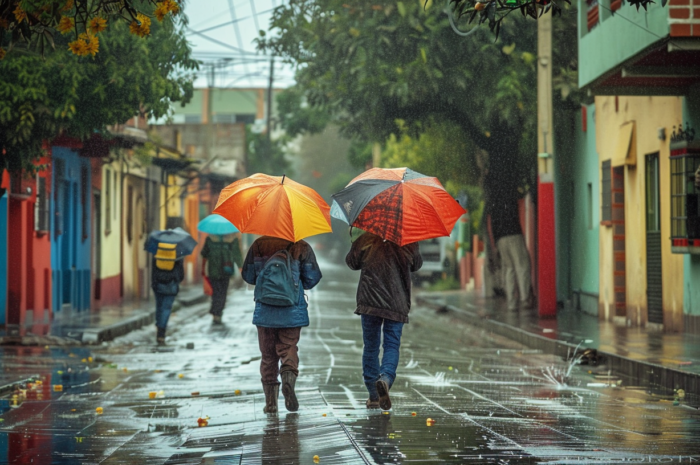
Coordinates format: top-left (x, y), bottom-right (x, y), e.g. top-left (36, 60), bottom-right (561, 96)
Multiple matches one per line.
top-left (0, 171), bottom-right (9, 325)
top-left (556, 103), bottom-right (601, 316)
top-left (575, 0), bottom-right (700, 331)
top-left (50, 145), bottom-right (93, 315)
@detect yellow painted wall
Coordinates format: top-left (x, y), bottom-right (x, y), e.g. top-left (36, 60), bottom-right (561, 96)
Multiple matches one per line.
top-left (595, 96), bottom-right (684, 330)
top-left (160, 173), bottom-right (182, 228)
top-left (183, 181), bottom-right (205, 284)
top-left (100, 160), bottom-right (123, 281)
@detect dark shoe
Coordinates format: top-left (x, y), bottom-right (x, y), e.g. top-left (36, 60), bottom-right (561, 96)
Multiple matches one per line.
top-left (376, 379), bottom-right (391, 411)
top-left (212, 315), bottom-right (222, 325)
top-left (281, 371), bottom-right (299, 412)
top-left (262, 383), bottom-right (279, 414)
top-left (524, 293), bottom-right (536, 309)
top-left (156, 327), bottom-right (166, 346)
top-left (366, 399), bottom-right (380, 409)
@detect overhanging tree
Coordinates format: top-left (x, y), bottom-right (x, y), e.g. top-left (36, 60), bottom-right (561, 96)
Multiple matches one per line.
top-left (0, 0), bottom-right (197, 173)
top-left (260, 0), bottom-right (579, 206)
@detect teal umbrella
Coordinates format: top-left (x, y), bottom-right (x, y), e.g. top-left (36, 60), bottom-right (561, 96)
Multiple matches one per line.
top-left (197, 214), bottom-right (239, 235)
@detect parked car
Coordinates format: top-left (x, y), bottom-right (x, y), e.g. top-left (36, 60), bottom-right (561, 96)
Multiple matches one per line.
top-left (414, 236), bottom-right (453, 283)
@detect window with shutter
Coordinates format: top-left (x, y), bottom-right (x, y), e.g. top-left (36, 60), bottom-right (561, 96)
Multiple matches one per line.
top-left (35, 175), bottom-right (50, 233)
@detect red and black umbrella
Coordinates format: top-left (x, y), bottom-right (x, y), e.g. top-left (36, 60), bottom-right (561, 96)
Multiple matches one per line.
top-left (331, 167), bottom-right (466, 246)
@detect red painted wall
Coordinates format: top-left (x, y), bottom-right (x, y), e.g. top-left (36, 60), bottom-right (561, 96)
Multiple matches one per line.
top-left (98, 274), bottom-right (122, 306)
top-left (538, 179), bottom-right (557, 317)
top-left (7, 158), bottom-right (52, 330)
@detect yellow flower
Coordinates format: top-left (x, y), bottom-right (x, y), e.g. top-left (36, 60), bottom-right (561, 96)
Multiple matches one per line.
top-left (13, 4), bottom-right (27, 23)
top-left (88, 16), bottom-right (107, 33)
top-left (166, 0), bottom-right (180, 14)
top-left (0, 48), bottom-right (6, 61)
top-left (68, 38), bottom-right (88, 56)
top-left (57, 16), bottom-right (74, 34)
top-left (62, 0), bottom-right (74, 11)
top-left (84, 34), bottom-right (99, 56)
top-left (129, 13), bottom-right (151, 37)
top-left (155, 3), bottom-right (168, 21)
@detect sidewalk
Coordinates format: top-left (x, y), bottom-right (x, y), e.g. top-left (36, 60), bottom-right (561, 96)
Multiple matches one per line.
top-left (1, 285), bottom-right (208, 345)
top-left (416, 289), bottom-right (700, 398)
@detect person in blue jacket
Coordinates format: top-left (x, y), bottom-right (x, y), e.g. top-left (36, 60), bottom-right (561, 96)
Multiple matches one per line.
top-left (242, 236), bottom-right (322, 414)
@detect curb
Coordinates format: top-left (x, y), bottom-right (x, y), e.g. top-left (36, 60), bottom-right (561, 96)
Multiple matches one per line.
top-left (81, 291), bottom-right (205, 344)
top-left (416, 296), bottom-right (700, 400)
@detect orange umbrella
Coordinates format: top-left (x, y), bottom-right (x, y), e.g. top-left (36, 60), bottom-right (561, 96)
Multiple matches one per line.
top-left (214, 173), bottom-right (332, 242)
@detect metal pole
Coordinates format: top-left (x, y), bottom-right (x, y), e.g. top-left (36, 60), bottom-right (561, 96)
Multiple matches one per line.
top-left (266, 58), bottom-right (274, 142)
top-left (206, 62), bottom-right (215, 160)
top-left (537, 8), bottom-right (557, 317)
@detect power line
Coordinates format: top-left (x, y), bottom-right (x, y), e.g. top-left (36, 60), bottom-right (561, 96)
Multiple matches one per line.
top-left (186, 27), bottom-right (262, 56)
top-left (195, 7), bottom-right (276, 35)
top-left (226, 0), bottom-right (246, 52)
top-left (596, 3), bottom-right (689, 51)
top-left (190, 0), bottom-right (250, 28)
top-left (227, 0), bottom-right (252, 85)
top-left (249, 0), bottom-right (261, 33)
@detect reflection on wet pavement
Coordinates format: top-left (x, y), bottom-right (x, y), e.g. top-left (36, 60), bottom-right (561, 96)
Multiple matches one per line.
top-left (0, 263), bottom-right (698, 463)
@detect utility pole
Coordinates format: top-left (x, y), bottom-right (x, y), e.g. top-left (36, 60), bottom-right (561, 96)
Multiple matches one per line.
top-left (537, 8), bottom-right (557, 317)
top-left (266, 58), bottom-right (274, 143)
top-left (206, 62), bottom-right (215, 160)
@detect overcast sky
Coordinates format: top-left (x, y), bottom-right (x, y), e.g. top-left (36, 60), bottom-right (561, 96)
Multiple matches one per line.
top-left (183, 0), bottom-right (295, 89)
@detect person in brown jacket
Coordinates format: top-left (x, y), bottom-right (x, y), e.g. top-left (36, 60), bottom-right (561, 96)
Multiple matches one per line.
top-left (345, 231), bottom-right (422, 410)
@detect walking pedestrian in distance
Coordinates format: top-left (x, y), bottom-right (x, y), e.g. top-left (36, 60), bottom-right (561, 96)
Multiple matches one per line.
top-left (201, 234), bottom-right (243, 324)
top-left (242, 236), bottom-right (322, 414)
top-left (151, 247), bottom-right (185, 346)
top-left (345, 231), bottom-right (423, 410)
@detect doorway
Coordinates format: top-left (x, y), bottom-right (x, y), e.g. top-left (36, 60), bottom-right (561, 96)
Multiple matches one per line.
top-left (645, 153), bottom-right (663, 324)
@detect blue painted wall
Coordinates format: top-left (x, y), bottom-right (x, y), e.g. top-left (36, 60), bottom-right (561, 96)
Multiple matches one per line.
top-left (683, 85), bottom-right (700, 315)
top-left (0, 190), bottom-right (6, 324)
top-left (50, 147), bottom-right (92, 313)
top-left (555, 103), bottom-right (600, 314)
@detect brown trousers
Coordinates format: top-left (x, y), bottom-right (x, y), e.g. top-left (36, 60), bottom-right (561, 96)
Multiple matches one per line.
top-left (257, 326), bottom-right (302, 385)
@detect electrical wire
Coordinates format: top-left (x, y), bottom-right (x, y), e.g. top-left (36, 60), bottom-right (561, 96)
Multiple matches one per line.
top-left (249, 0), bottom-right (261, 32)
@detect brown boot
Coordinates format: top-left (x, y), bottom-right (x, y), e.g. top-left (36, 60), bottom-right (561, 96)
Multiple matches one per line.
top-left (281, 371), bottom-right (298, 412)
top-left (376, 379), bottom-right (392, 411)
top-left (366, 399), bottom-right (380, 409)
top-left (262, 383), bottom-right (279, 414)
top-left (156, 327), bottom-right (166, 346)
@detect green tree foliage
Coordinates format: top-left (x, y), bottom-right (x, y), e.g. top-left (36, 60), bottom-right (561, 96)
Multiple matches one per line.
top-left (260, 1), bottom-right (577, 189)
top-left (245, 127), bottom-right (292, 176)
top-left (0, 1), bottom-right (197, 173)
top-left (382, 119), bottom-right (476, 189)
top-left (275, 86), bottom-right (331, 140)
top-left (259, 0), bottom-right (580, 241)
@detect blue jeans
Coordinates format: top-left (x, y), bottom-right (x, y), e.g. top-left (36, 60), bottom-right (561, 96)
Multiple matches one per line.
top-left (155, 293), bottom-right (176, 329)
top-left (361, 314), bottom-right (404, 400)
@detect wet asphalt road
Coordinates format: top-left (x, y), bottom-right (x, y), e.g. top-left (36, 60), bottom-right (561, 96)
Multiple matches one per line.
top-left (0, 257), bottom-right (699, 464)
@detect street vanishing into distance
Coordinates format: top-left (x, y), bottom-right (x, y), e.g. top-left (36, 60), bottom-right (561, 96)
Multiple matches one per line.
top-left (0, 257), bottom-right (698, 464)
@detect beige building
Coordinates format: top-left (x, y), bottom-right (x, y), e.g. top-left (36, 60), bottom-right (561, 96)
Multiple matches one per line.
top-left (595, 96), bottom-right (685, 330)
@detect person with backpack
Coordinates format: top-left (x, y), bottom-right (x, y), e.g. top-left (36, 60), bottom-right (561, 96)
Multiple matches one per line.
top-left (151, 243), bottom-right (186, 346)
top-left (241, 236), bottom-right (322, 414)
top-left (201, 234), bottom-right (243, 324)
top-left (345, 231), bottom-right (423, 410)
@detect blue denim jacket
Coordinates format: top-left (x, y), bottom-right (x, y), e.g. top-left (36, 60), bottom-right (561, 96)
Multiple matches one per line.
top-left (242, 237), bottom-right (322, 328)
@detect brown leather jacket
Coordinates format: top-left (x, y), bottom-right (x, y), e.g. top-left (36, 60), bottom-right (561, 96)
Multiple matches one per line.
top-left (345, 232), bottom-right (422, 323)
